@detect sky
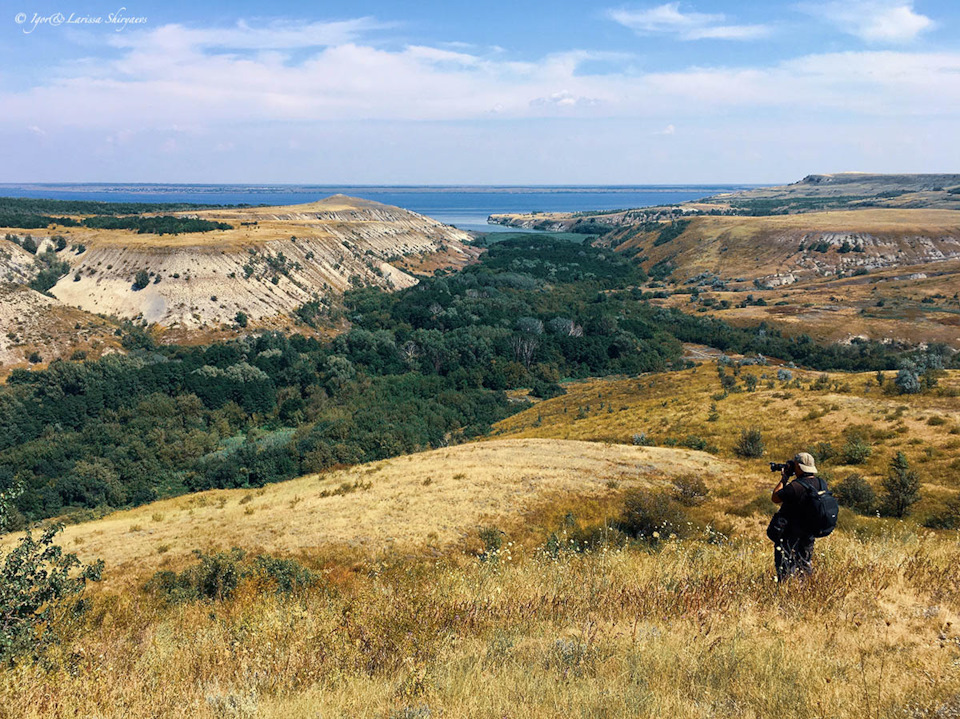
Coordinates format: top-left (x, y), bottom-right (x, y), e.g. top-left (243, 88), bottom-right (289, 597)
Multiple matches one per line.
top-left (0, 0), bottom-right (957, 184)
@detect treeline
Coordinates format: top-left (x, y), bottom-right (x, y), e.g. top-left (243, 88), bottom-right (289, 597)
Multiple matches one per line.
top-left (0, 196), bottom-right (223, 216)
top-left (81, 215), bottom-right (231, 235)
top-left (656, 309), bottom-right (944, 371)
top-left (0, 197), bottom-right (231, 234)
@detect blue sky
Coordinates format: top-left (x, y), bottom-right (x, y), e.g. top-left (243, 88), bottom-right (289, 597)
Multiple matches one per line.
top-left (1, 1), bottom-right (957, 183)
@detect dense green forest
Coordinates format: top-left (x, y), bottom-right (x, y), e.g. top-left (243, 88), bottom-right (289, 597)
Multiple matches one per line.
top-left (80, 215), bottom-right (231, 235)
top-left (0, 236), bottom-right (941, 528)
top-left (0, 197), bottom-right (232, 234)
top-left (0, 196), bottom-right (226, 216)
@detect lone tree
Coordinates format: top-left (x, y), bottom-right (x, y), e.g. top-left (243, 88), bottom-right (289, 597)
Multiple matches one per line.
top-left (132, 269), bottom-right (150, 291)
top-left (880, 452), bottom-right (921, 518)
top-left (234, 311), bottom-right (249, 328)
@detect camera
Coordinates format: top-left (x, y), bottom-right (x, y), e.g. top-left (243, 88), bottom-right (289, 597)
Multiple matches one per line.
top-left (769, 461), bottom-right (792, 473)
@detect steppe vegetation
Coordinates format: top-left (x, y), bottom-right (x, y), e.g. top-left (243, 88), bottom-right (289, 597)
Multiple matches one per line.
top-left (3, 196), bottom-right (960, 717)
top-left (1, 435), bottom-right (958, 718)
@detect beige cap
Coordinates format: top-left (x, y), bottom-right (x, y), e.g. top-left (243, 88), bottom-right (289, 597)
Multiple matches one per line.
top-left (794, 452), bottom-right (817, 475)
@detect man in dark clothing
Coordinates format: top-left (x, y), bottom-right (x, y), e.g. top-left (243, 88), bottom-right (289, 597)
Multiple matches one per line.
top-left (771, 452), bottom-right (820, 581)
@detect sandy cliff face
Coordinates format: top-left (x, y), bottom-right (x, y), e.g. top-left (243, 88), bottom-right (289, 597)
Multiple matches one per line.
top-left (34, 195), bottom-right (475, 329)
top-left (0, 283), bottom-right (119, 369)
top-left (0, 238), bottom-right (41, 284)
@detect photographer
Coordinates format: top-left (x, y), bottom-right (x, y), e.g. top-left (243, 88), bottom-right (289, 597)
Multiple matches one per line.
top-left (769, 452), bottom-right (837, 582)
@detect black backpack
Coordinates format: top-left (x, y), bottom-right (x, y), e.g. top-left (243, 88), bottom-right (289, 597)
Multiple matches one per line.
top-left (794, 477), bottom-right (839, 538)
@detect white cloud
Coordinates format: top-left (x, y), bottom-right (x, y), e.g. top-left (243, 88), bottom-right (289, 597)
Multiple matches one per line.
top-left (109, 17), bottom-right (387, 51)
top-left (608, 3), bottom-right (772, 40)
top-left (530, 90), bottom-right (601, 108)
top-left (1, 17), bottom-right (958, 140)
top-left (799, 1), bottom-right (934, 43)
top-left (655, 124), bottom-right (676, 135)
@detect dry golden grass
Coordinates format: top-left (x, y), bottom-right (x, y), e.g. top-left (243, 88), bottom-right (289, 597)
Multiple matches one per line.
top-left (677, 208), bottom-right (960, 234)
top-left (493, 364), bottom-right (960, 513)
top-left (3, 366), bottom-right (960, 717)
top-left (2, 517), bottom-right (958, 718)
top-left (23, 439), bottom-right (721, 588)
top-left (652, 258), bottom-right (960, 349)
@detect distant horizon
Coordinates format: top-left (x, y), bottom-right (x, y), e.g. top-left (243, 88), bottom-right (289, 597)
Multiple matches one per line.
top-left (0, 181), bottom-right (762, 189)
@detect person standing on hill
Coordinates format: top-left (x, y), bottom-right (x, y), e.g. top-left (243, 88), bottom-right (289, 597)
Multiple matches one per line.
top-left (769, 452), bottom-right (838, 582)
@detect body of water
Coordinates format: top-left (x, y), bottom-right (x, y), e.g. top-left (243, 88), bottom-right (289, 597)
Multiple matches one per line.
top-left (0, 183), bottom-right (754, 233)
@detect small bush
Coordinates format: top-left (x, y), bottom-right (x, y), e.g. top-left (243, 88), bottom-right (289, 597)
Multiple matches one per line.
top-left (841, 437), bottom-right (873, 465)
top-left (808, 442), bottom-right (836, 465)
top-left (132, 269), bottom-right (150, 291)
top-left (478, 526), bottom-right (504, 562)
top-left (672, 474), bottom-right (710, 506)
top-left (632, 432), bottom-right (652, 446)
top-left (616, 490), bottom-right (694, 541)
top-left (145, 548), bottom-right (315, 603)
top-left (833, 473), bottom-right (876, 515)
top-left (879, 452), bottom-right (921, 518)
top-left (923, 494), bottom-right (960, 530)
top-left (530, 380), bottom-right (565, 399)
top-left (0, 524), bottom-right (103, 663)
top-left (734, 428), bottom-right (765, 458)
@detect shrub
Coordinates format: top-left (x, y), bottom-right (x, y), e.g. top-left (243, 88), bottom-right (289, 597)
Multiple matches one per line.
top-left (808, 442), bottom-right (836, 465)
top-left (841, 436), bottom-right (873, 465)
top-left (132, 269), bottom-right (150, 291)
top-left (632, 433), bottom-right (652, 446)
top-left (616, 490), bottom-right (693, 541)
top-left (0, 523), bottom-right (103, 663)
top-left (672, 474), bottom-right (710, 506)
top-left (895, 368), bottom-right (921, 394)
top-left (777, 368), bottom-right (793, 382)
top-left (880, 452), bottom-right (921, 518)
top-left (923, 494), bottom-right (960, 530)
top-left (478, 526), bottom-right (504, 562)
top-left (530, 380), bottom-right (565, 399)
top-left (234, 311), bottom-right (249, 328)
top-left (833, 473), bottom-right (876, 514)
top-left (145, 548), bottom-right (315, 603)
top-left (679, 435), bottom-right (708, 452)
top-left (734, 428), bottom-right (765, 458)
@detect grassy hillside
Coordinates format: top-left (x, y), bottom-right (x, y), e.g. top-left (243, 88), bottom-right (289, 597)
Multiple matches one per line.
top-left (3, 360), bottom-right (960, 717)
top-left (32, 439), bottom-right (717, 584)
top-left (3, 226), bottom-right (960, 717)
top-left (493, 363), bottom-right (960, 511)
top-left (2, 436), bottom-right (959, 717)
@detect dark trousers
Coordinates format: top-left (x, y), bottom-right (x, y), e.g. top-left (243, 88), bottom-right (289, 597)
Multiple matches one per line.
top-left (775, 533), bottom-right (815, 581)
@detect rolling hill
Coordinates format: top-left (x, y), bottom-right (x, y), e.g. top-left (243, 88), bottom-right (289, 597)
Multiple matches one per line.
top-left (3, 363), bottom-right (959, 718)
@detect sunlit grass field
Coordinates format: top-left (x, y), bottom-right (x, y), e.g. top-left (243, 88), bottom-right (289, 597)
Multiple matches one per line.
top-left (2, 521), bottom-right (958, 718)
